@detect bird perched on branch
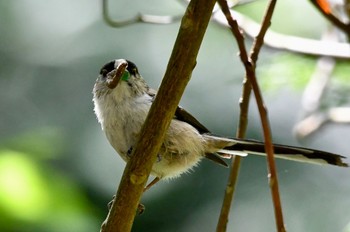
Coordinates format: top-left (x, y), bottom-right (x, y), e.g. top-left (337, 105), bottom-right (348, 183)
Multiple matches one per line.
top-left (93, 59), bottom-right (347, 190)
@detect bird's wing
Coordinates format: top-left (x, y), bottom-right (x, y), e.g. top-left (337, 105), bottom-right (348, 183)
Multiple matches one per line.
top-left (147, 88), bottom-right (210, 134)
top-left (147, 88), bottom-right (229, 167)
top-left (174, 106), bottom-right (211, 134)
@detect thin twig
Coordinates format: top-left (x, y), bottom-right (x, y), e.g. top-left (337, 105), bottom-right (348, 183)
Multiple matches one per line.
top-left (100, 0), bottom-right (217, 231)
top-left (103, 0), bottom-right (350, 58)
top-left (213, 10), bottom-right (350, 59)
top-left (216, 0), bottom-right (286, 231)
top-left (216, 76), bottom-right (251, 232)
top-left (217, 0), bottom-right (249, 64)
top-left (247, 0), bottom-right (285, 230)
top-left (216, 2), bottom-right (250, 231)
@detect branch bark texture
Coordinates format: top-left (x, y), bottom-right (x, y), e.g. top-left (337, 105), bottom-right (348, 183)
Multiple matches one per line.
top-left (101, 0), bottom-right (217, 231)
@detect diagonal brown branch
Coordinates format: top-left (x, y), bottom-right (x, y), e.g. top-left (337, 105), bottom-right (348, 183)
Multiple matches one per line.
top-left (249, 1), bottom-right (286, 231)
top-left (217, 0), bottom-right (249, 64)
top-left (216, 0), bottom-right (286, 231)
top-left (100, 0), bottom-right (217, 231)
top-left (216, 77), bottom-right (251, 232)
top-left (216, 3), bottom-right (250, 231)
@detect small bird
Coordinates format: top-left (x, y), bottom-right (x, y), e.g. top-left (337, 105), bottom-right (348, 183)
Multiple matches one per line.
top-left (93, 59), bottom-right (347, 190)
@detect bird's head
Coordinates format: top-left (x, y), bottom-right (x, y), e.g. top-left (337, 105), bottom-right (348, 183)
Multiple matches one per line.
top-left (93, 59), bottom-right (148, 101)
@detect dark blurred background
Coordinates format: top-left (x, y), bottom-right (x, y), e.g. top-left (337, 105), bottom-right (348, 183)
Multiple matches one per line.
top-left (1, 0), bottom-right (350, 231)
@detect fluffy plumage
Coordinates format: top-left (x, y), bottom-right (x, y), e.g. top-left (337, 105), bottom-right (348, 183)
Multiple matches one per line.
top-left (93, 59), bottom-right (347, 180)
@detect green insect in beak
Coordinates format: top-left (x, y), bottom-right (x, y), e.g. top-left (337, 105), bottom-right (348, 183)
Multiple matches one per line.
top-left (121, 71), bottom-right (130, 81)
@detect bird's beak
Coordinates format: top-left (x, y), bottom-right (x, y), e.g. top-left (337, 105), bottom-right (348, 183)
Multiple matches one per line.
top-left (106, 60), bottom-right (128, 89)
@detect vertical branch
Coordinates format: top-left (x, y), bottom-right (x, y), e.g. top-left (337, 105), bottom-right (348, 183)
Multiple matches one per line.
top-left (216, 3), bottom-right (251, 231)
top-left (100, 0), bottom-right (217, 231)
top-left (216, 77), bottom-right (251, 232)
top-left (217, 0), bottom-right (286, 231)
top-left (249, 1), bottom-right (285, 230)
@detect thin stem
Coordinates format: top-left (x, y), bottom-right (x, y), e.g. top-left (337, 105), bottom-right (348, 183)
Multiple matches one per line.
top-left (217, 0), bottom-right (249, 63)
top-left (216, 0), bottom-right (286, 231)
top-left (247, 68), bottom-right (286, 232)
top-left (216, 77), bottom-right (251, 232)
top-left (213, 10), bottom-right (350, 59)
top-left (247, 0), bottom-right (286, 230)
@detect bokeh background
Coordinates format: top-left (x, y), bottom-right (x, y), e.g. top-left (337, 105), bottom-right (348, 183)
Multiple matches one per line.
top-left (1, 0), bottom-right (350, 231)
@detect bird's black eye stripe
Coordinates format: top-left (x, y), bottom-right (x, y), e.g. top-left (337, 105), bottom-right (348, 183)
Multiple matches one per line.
top-left (126, 60), bottom-right (139, 76)
top-left (99, 61), bottom-right (115, 77)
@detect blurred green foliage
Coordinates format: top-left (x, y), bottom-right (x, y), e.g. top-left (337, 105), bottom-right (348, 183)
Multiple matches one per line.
top-left (260, 53), bottom-right (317, 91)
top-left (260, 53), bottom-right (350, 92)
top-left (1, 0), bottom-right (350, 232)
top-left (0, 150), bottom-right (99, 232)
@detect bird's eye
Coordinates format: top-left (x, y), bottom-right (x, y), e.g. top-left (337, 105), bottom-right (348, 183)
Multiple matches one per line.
top-left (99, 61), bottom-right (115, 77)
top-left (100, 69), bottom-right (108, 77)
top-left (125, 60), bottom-right (139, 76)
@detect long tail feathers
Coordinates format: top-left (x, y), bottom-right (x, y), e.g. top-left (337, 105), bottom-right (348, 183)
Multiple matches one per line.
top-left (205, 135), bottom-right (348, 167)
top-left (223, 138), bottom-right (348, 167)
